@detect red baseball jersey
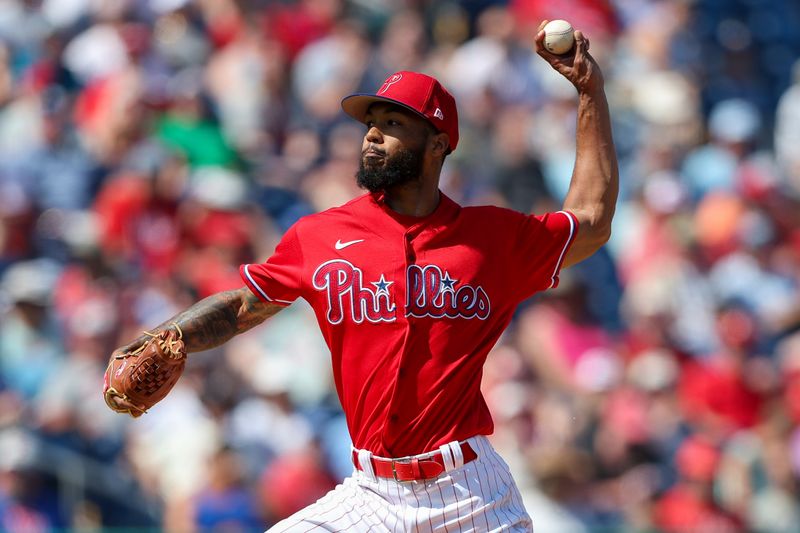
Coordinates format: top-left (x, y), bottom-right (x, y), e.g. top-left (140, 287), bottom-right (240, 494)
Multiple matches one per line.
top-left (241, 192), bottom-right (577, 457)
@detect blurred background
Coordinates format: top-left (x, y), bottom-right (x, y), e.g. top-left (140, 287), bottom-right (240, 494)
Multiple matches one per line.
top-left (1, 0), bottom-right (800, 531)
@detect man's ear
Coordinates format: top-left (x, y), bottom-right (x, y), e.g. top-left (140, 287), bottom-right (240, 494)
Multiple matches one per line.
top-left (429, 132), bottom-right (450, 157)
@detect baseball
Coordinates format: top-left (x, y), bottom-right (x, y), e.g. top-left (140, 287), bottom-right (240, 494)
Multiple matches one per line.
top-left (543, 19), bottom-right (575, 55)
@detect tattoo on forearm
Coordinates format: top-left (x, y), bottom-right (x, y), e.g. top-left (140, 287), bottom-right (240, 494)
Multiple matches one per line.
top-left (237, 290), bottom-right (282, 331)
top-left (171, 291), bottom-right (240, 351)
top-left (143, 289), bottom-right (283, 354)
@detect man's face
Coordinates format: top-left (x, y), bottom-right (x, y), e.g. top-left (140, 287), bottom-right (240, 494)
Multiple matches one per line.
top-left (356, 104), bottom-right (431, 193)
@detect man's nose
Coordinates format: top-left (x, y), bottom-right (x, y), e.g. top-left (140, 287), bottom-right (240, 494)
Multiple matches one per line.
top-left (365, 126), bottom-right (383, 144)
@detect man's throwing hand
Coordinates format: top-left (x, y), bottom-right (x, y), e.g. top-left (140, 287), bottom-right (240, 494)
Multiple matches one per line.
top-left (534, 20), bottom-right (604, 94)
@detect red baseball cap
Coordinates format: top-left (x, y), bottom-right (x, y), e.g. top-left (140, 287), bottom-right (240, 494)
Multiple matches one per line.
top-left (341, 71), bottom-right (459, 153)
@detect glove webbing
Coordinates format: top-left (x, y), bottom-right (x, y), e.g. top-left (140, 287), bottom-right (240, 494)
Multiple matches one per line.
top-left (116, 322), bottom-right (184, 359)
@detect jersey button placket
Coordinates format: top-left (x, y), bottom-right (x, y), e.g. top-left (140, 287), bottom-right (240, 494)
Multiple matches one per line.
top-left (402, 230), bottom-right (416, 331)
top-left (404, 232), bottom-right (415, 263)
top-left (385, 231), bottom-right (416, 431)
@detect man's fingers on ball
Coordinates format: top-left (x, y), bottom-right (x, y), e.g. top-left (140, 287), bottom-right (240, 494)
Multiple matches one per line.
top-left (534, 31), bottom-right (554, 56)
top-left (574, 31), bottom-right (589, 51)
top-left (536, 45), bottom-right (557, 61)
top-left (537, 19), bottom-right (549, 32)
top-left (533, 29), bottom-right (547, 52)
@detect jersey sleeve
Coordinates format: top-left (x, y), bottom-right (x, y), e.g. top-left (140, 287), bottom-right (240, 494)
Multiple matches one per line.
top-left (513, 210), bottom-right (578, 297)
top-left (239, 223), bottom-right (304, 306)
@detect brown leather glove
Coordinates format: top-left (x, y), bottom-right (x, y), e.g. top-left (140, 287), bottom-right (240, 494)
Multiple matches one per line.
top-left (103, 327), bottom-right (186, 417)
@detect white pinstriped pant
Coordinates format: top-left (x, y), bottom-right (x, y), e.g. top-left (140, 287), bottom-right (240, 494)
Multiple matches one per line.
top-left (267, 436), bottom-right (533, 532)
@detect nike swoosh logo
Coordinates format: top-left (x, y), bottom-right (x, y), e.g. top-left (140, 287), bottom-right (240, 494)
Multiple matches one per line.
top-left (335, 239), bottom-right (364, 250)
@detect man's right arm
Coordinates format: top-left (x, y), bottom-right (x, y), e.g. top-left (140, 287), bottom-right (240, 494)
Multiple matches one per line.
top-left (115, 287), bottom-right (284, 357)
top-left (533, 22), bottom-right (619, 269)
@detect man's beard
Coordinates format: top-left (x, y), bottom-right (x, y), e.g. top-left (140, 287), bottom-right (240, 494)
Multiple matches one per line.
top-left (356, 146), bottom-right (424, 193)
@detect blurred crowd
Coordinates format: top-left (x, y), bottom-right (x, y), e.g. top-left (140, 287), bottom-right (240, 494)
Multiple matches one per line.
top-left (1, 0), bottom-right (800, 531)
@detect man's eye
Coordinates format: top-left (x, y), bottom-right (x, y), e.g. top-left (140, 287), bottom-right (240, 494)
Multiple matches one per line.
top-left (387, 120), bottom-right (400, 126)
top-left (365, 121), bottom-right (375, 128)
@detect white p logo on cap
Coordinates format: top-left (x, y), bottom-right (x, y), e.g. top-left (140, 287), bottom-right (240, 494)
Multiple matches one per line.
top-left (378, 73), bottom-right (403, 94)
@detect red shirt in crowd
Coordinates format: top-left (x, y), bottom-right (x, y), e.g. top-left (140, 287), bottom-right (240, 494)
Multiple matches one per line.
top-left (679, 356), bottom-right (764, 431)
top-left (241, 192), bottom-right (577, 456)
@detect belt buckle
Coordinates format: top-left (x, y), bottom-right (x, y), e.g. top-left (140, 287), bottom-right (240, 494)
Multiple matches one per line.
top-left (391, 458), bottom-right (409, 482)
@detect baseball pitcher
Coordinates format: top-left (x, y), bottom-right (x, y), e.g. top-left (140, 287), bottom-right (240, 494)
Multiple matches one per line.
top-left (104, 21), bottom-right (618, 532)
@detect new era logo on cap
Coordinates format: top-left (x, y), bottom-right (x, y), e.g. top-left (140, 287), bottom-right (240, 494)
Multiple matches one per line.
top-left (341, 71), bottom-right (459, 152)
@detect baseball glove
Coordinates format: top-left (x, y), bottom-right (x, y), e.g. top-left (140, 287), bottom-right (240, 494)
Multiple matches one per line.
top-left (103, 325), bottom-right (186, 417)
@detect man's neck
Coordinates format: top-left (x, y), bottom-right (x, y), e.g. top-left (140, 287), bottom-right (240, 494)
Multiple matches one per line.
top-left (382, 180), bottom-right (441, 217)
